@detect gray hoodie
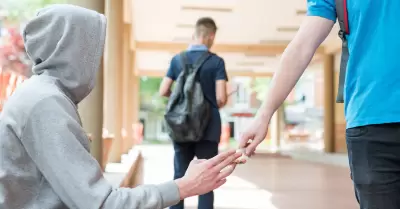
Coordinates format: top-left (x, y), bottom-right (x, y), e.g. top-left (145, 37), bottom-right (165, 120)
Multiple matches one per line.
top-left (0, 4), bottom-right (180, 209)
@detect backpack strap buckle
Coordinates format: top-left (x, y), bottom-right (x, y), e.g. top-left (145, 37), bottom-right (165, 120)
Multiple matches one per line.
top-left (338, 30), bottom-right (346, 41)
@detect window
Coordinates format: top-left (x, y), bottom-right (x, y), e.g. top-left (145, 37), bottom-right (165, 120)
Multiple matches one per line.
top-left (232, 77), bottom-right (251, 108)
top-left (235, 84), bottom-right (249, 104)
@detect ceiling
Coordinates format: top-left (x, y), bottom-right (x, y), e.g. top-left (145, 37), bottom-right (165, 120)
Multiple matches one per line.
top-left (132, 0), bottom-right (341, 75)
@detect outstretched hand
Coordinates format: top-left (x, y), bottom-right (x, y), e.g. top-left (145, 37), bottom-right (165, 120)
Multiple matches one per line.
top-left (175, 150), bottom-right (242, 199)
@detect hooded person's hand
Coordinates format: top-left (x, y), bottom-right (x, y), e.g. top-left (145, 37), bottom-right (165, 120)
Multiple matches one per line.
top-left (175, 150), bottom-right (242, 198)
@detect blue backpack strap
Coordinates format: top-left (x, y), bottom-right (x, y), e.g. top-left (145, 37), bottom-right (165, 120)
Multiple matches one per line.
top-left (335, 0), bottom-right (350, 103)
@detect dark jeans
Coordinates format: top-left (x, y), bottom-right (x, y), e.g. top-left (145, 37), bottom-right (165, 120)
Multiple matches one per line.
top-left (347, 123), bottom-right (400, 209)
top-left (170, 140), bottom-right (219, 209)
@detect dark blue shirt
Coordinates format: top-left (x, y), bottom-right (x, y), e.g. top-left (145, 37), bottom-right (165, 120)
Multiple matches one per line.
top-left (166, 44), bottom-right (228, 142)
top-left (166, 45), bottom-right (228, 109)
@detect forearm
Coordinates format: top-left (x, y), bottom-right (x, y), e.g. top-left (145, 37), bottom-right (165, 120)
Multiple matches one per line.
top-left (102, 181), bottom-right (180, 209)
top-left (217, 99), bottom-right (227, 108)
top-left (160, 89), bottom-right (171, 98)
top-left (218, 89), bottom-right (236, 108)
top-left (259, 42), bottom-right (315, 120)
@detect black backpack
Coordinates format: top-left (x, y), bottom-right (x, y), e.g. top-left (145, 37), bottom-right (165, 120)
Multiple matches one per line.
top-left (164, 51), bottom-right (211, 143)
top-left (335, 0), bottom-right (350, 103)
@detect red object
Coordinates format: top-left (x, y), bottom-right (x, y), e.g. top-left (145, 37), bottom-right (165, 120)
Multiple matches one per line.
top-left (343, 0), bottom-right (350, 34)
top-left (133, 123), bottom-right (143, 144)
top-left (0, 71), bottom-right (26, 111)
top-left (0, 25), bottom-right (29, 111)
top-left (0, 26), bottom-right (31, 77)
top-left (231, 112), bottom-right (254, 118)
top-left (219, 124), bottom-right (231, 148)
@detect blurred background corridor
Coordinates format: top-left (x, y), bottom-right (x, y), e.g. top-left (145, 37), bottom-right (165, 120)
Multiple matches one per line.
top-left (0, 0), bottom-right (356, 208)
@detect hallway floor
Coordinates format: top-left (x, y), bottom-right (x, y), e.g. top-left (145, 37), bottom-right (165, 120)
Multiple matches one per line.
top-left (136, 144), bottom-right (358, 209)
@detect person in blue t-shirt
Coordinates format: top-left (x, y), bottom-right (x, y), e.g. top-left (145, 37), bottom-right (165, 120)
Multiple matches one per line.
top-left (159, 17), bottom-right (229, 209)
top-left (238, 1), bottom-right (400, 208)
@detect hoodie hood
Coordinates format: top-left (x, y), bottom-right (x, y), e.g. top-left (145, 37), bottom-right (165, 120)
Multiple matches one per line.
top-left (23, 4), bottom-right (106, 104)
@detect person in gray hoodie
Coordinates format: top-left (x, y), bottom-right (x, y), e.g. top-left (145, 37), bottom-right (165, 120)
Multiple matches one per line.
top-left (0, 4), bottom-right (241, 209)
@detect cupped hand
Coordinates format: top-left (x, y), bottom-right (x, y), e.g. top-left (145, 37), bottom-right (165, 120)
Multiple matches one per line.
top-left (175, 150), bottom-right (242, 199)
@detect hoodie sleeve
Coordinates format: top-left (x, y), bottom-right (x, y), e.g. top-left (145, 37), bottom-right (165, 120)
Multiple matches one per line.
top-left (20, 97), bottom-right (180, 209)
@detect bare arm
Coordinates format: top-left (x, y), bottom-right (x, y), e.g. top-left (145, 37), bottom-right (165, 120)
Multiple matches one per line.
top-left (258, 16), bottom-right (334, 120)
top-left (159, 77), bottom-right (174, 97)
top-left (216, 80), bottom-right (228, 108)
top-left (215, 58), bottom-right (229, 108)
top-left (160, 56), bottom-right (178, 97)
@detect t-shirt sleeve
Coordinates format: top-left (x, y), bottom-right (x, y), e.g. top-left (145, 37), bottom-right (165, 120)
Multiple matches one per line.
top-left (307, 0), bottom-right (337, 22)
top-left (166, 56), bottom-right (178, 80)
top-left (215, 58), bottom-right (228, 81)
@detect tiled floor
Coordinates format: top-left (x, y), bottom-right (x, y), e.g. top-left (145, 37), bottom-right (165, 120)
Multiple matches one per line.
top-left (141, 145), bottom-right (358, 209)
top-left (106, 144), bottom-right (358, 209)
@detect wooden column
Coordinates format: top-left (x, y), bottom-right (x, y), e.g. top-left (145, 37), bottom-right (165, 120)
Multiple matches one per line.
top-left (66, 0), bottom-right (105, 166)
top-left (131, 74), bottom-right (140, 145)
top-left (333, 53), bottom-right (347, 153)
top-left (122, 24), bottom-right (134, 154)
top-left (270, 105), bottom-right (283, 151)
top-left (323, 54), bottom-right (335, 153)
top-left (105, 0), bottom-right (124, 163)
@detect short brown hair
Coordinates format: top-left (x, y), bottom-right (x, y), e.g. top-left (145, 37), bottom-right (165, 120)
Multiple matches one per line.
top-left (195, 17), bottom-right (217, 36)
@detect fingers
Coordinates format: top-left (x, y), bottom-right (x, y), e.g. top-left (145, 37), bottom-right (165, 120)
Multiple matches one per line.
top-left (213, 178), bottom-right (227, 190)
top-left (234, 141), bottom-right (254, 164)
top-left (245, 137), bottom-right (263, 156)
top-left (235, 150), bottom-right (257, 164)
top-left (206, 150), bottom-right (236, 167)
top-left (249, 151), bottom-right (256, 157)
top-left (234, 155), bottom-right (249, 164)
top-left (218, 164), bottom-right (236, 179)
top-left (238, 132), bottom-right (252, 148)
top-left (211, 152), bottom-right (241, 173)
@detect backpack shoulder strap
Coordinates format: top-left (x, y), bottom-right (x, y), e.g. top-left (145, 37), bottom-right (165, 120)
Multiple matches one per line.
top-left (179, 51), bottom-right (189, 74)
top-left (335, 0), bottom-right (350, 103)
top-left (192, 51), bottom-right (211, 75)
top-left (336, 0), bottom-right (350, 35)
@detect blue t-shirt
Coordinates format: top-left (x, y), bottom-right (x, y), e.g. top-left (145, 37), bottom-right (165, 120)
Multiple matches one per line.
top-left (308, 0), bottom-right (400, 128)
top-left (166, 44), bottom-right (228, 142)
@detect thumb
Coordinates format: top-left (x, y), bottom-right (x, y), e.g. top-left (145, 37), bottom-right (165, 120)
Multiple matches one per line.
top-left (213, 178), bottom-right (227, 190)
top-left (238, 132), bottom-right (252, 148)
top-left (245, 135), bottom-right (263, 156)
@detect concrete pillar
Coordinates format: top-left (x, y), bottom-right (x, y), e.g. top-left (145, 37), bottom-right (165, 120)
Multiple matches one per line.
top-left (105, 0), bottom-right (124, 163)
top-left (122, 24), bottom-right (133, 153)
top-left (270, 105), bottom-right (283, 151)
top-left (323, 54), bottom-right (335, 153)
top-left (103, 33), bottom-right (116, 138)
top-left (333, 53), bottom-right (347, 153)
top-left (131, 74), bottom-right (140, 146)
top-left (66, 0), bottom-right (105, 165)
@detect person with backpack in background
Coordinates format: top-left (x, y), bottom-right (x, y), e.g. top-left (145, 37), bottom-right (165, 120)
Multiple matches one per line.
top-left (238, 0), bottom-right (400, 208)
top-left (159, 17), bottom-right (229, 209)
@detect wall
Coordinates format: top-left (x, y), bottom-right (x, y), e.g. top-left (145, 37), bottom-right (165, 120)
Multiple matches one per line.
top-left (314, 69), bottom-right (324, 108)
